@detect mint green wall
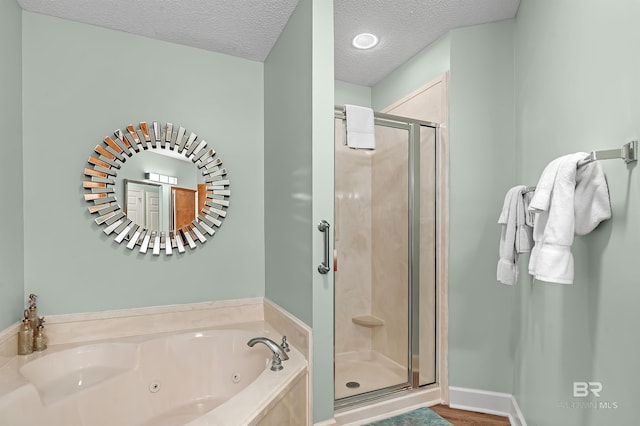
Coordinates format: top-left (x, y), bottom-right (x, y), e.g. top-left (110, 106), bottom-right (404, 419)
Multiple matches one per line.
top-left (0, 0), bottom-right (24, 329)
top-left (448, 21), bottom-right (516, 393)
top-left (335, 80), bottom-right (371, 107)
top-left (370, 21), bottom-right (516, 393)
top-left (372, 33), bottom-right (450, 111)
top-left (264, 0), bottom-right (313, 326)
top-left (311, 0), bottom-right (335, 421)
top-left (514, 1), bottom-right (640, 424)
top-left (264, 1), bottom-right (335, 421)
top-left (22, 12), bottom-right (265, 315)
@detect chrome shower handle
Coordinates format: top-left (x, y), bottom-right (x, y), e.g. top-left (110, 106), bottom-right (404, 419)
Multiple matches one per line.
top-left (317, 220), bottom-right (331, 274)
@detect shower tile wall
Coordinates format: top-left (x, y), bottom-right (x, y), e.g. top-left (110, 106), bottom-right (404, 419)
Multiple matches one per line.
top-left (334, 119), bottom-right (374, 355)
top-left (371, 127), bottom-right (409, 368)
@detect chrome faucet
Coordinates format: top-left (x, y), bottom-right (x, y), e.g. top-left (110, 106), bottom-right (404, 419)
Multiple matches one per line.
top-left (247, 337), bottom-right (290, 371)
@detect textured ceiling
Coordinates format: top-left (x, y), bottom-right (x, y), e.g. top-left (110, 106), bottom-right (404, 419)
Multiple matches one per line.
top-left (17, 0), bottom-right (520, 87)
top-left (335, 0), bottom-right (520, 86)
top-left (16, 0), bottom-right (300, 61)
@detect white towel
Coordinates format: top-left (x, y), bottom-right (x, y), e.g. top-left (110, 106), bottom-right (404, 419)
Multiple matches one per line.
top-left (497, 185), bottom-right (533, 285)
top-left (345, 104), bottom-right (375, 149)
top-left (528, 153), bottom-right (611, 284)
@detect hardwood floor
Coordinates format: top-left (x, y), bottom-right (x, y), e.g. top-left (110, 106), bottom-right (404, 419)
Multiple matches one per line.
top-left (430, 404), bottom-right (511, 426)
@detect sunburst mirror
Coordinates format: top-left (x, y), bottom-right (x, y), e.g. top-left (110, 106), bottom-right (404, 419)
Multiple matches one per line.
top-left (83, 121), bottom-right (230, 255)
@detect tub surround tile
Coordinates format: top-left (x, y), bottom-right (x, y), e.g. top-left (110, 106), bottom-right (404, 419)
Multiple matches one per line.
top-left (264, 298), bottom-right (312, 425)
top-left (0, 322), bottom-right (19, 367)
top-left (264, 298), bottom-right (311, 360)
top-left (256, 372), bottom-right (308, 426)
top-left (43, 298), bottom-right (264, 345)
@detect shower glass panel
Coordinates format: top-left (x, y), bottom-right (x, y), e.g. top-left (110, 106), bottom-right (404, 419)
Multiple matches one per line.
top-left (334, 119), bottom-right (410, 401)
top-left (334, 107), bottom-right (438, 408)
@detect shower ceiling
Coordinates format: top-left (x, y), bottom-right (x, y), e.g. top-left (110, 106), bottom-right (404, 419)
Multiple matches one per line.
top-left (16, 0), bottom-right (519, 87)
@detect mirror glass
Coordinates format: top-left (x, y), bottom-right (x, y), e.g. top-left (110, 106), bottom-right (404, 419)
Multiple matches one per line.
top-left (83, 121), bottom-right (230, 256)
top-left (119, 149), bottom-right (201, 235)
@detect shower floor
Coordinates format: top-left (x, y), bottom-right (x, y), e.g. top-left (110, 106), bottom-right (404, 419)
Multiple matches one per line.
top-left (335, 350), bottom-right (407, 400)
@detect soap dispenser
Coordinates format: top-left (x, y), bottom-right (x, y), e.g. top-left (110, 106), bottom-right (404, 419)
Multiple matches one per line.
top-left (33, 317), bottom-right (47, 352)
top-left (27, 293), bottom-right (38, 333)
top-left (18, 310), bottom-right (34, 355)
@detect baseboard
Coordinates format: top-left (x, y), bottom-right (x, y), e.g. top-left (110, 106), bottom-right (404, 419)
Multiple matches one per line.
top-left (449, 387), bottom-right (527, 426)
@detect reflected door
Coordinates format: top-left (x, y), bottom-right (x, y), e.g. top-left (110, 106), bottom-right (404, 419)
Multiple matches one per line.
top-left (127, 188), bottom-right (144, 225)
top-left (171, 187), bottom-right (196, 230)
top-left (146, 191), bottom-right (160, 231)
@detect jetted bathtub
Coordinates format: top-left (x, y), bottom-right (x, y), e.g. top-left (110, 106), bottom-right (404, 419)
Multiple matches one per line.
top-left (0, 328), bottom-right (307, 426)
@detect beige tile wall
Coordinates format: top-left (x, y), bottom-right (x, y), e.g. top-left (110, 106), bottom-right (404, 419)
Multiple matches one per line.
top-left (334, 119), bottom-right (374, 355)
top-left (371, 125), bottom-right (409, 368)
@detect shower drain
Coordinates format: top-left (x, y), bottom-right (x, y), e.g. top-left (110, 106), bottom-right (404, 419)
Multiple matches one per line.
top-left (346, 381), bottom-right (360, 389)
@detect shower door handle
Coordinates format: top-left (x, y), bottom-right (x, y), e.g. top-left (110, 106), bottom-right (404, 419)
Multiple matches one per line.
top-left (317, 220), bottom-right (331, 274)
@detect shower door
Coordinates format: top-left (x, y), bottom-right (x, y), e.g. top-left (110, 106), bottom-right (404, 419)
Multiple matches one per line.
top-left (333, 108), bottom-right (437, 407)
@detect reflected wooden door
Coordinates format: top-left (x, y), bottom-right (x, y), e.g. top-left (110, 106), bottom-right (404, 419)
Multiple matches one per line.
top-left (197, 183), bottom-right (207, 217)
top-left (171, 187), bottom-right (196, 230)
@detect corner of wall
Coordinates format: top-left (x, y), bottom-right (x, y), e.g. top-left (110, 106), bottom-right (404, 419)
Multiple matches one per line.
top-left (0, 0), bottom-right (25, 330)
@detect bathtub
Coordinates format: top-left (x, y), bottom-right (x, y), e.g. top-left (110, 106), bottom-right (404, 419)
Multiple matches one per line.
top-left (0, 327), bottom-right (307, 426)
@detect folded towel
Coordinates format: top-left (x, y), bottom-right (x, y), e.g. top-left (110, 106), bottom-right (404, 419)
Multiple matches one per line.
top-left (497, 185), bottom-right (533, 285)
top-left (528, 153), bottom-right (611, 284)
top-left (345, 104), bottom-right (375, 149)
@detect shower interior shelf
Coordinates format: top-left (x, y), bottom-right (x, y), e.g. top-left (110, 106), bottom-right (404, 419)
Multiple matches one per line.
top-left (352, 315), bottom-right (385, 328)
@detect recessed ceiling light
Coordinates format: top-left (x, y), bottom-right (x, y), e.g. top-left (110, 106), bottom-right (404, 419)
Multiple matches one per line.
top-left (352, 33), bottom-right (379, 50)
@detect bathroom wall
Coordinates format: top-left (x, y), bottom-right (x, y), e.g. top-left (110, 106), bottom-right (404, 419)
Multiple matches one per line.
top-left (447, 20), bottom-right (517, 393)
top-left (371, 20), bottom-right (517, 394)
top-left (514, 1), bottom-right (640, 424)
top-left (264, 0), bottom-right (313, 326)
top-left (0, 0), bottom-right (24, 330)
top-left (21, 12), bottom-right (265, 315)
top-left (264, 0), bottom-right (335, 421)
top-left (335, 80), bottom-right (372, 107)
top-left (372, 33), bottom-right (450, 112)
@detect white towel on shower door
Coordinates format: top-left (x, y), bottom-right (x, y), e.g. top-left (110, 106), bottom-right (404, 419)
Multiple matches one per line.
top-left (345, 104), bottom-right (375, 149)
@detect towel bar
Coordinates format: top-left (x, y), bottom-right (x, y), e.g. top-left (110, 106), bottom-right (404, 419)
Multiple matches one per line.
top-left (579, 140), bottom-right (637, 166)
top-left (524, 141), bottom-right (637, 193)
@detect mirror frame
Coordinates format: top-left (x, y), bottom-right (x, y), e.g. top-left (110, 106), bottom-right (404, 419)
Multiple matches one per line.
top-left (83, 121), bottom-right (230, 256)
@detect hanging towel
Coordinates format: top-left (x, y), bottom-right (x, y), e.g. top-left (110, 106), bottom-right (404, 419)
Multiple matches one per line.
top-left (574, 160), bottom-right (611, 235)
top-left (497, 185), bottom-right (533, 285)
top-left (528, 153), bottom-right (611, 284)
top-left (345, 104), bottom-right (375, 149)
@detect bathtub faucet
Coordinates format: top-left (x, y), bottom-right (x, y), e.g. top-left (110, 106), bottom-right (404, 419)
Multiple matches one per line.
top-left (247, 337), bottom-right (290, 371)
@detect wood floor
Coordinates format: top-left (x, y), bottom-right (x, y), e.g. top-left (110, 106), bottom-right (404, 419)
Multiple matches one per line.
top-left (430, 404), bottom-right (511, 426)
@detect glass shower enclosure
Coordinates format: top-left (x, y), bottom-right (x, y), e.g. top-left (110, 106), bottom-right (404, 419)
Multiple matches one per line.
top-left (334, 106), bottom-right (438, 408)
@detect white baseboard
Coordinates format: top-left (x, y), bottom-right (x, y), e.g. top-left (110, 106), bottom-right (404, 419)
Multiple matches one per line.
top-left (449, 387), bottom-right (527, 426)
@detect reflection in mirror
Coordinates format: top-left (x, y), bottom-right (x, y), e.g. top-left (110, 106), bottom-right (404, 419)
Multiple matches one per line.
top-left (83, 121), bottom-right (230, 256)
top-left (124, 180), bottom-right (162, 232)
